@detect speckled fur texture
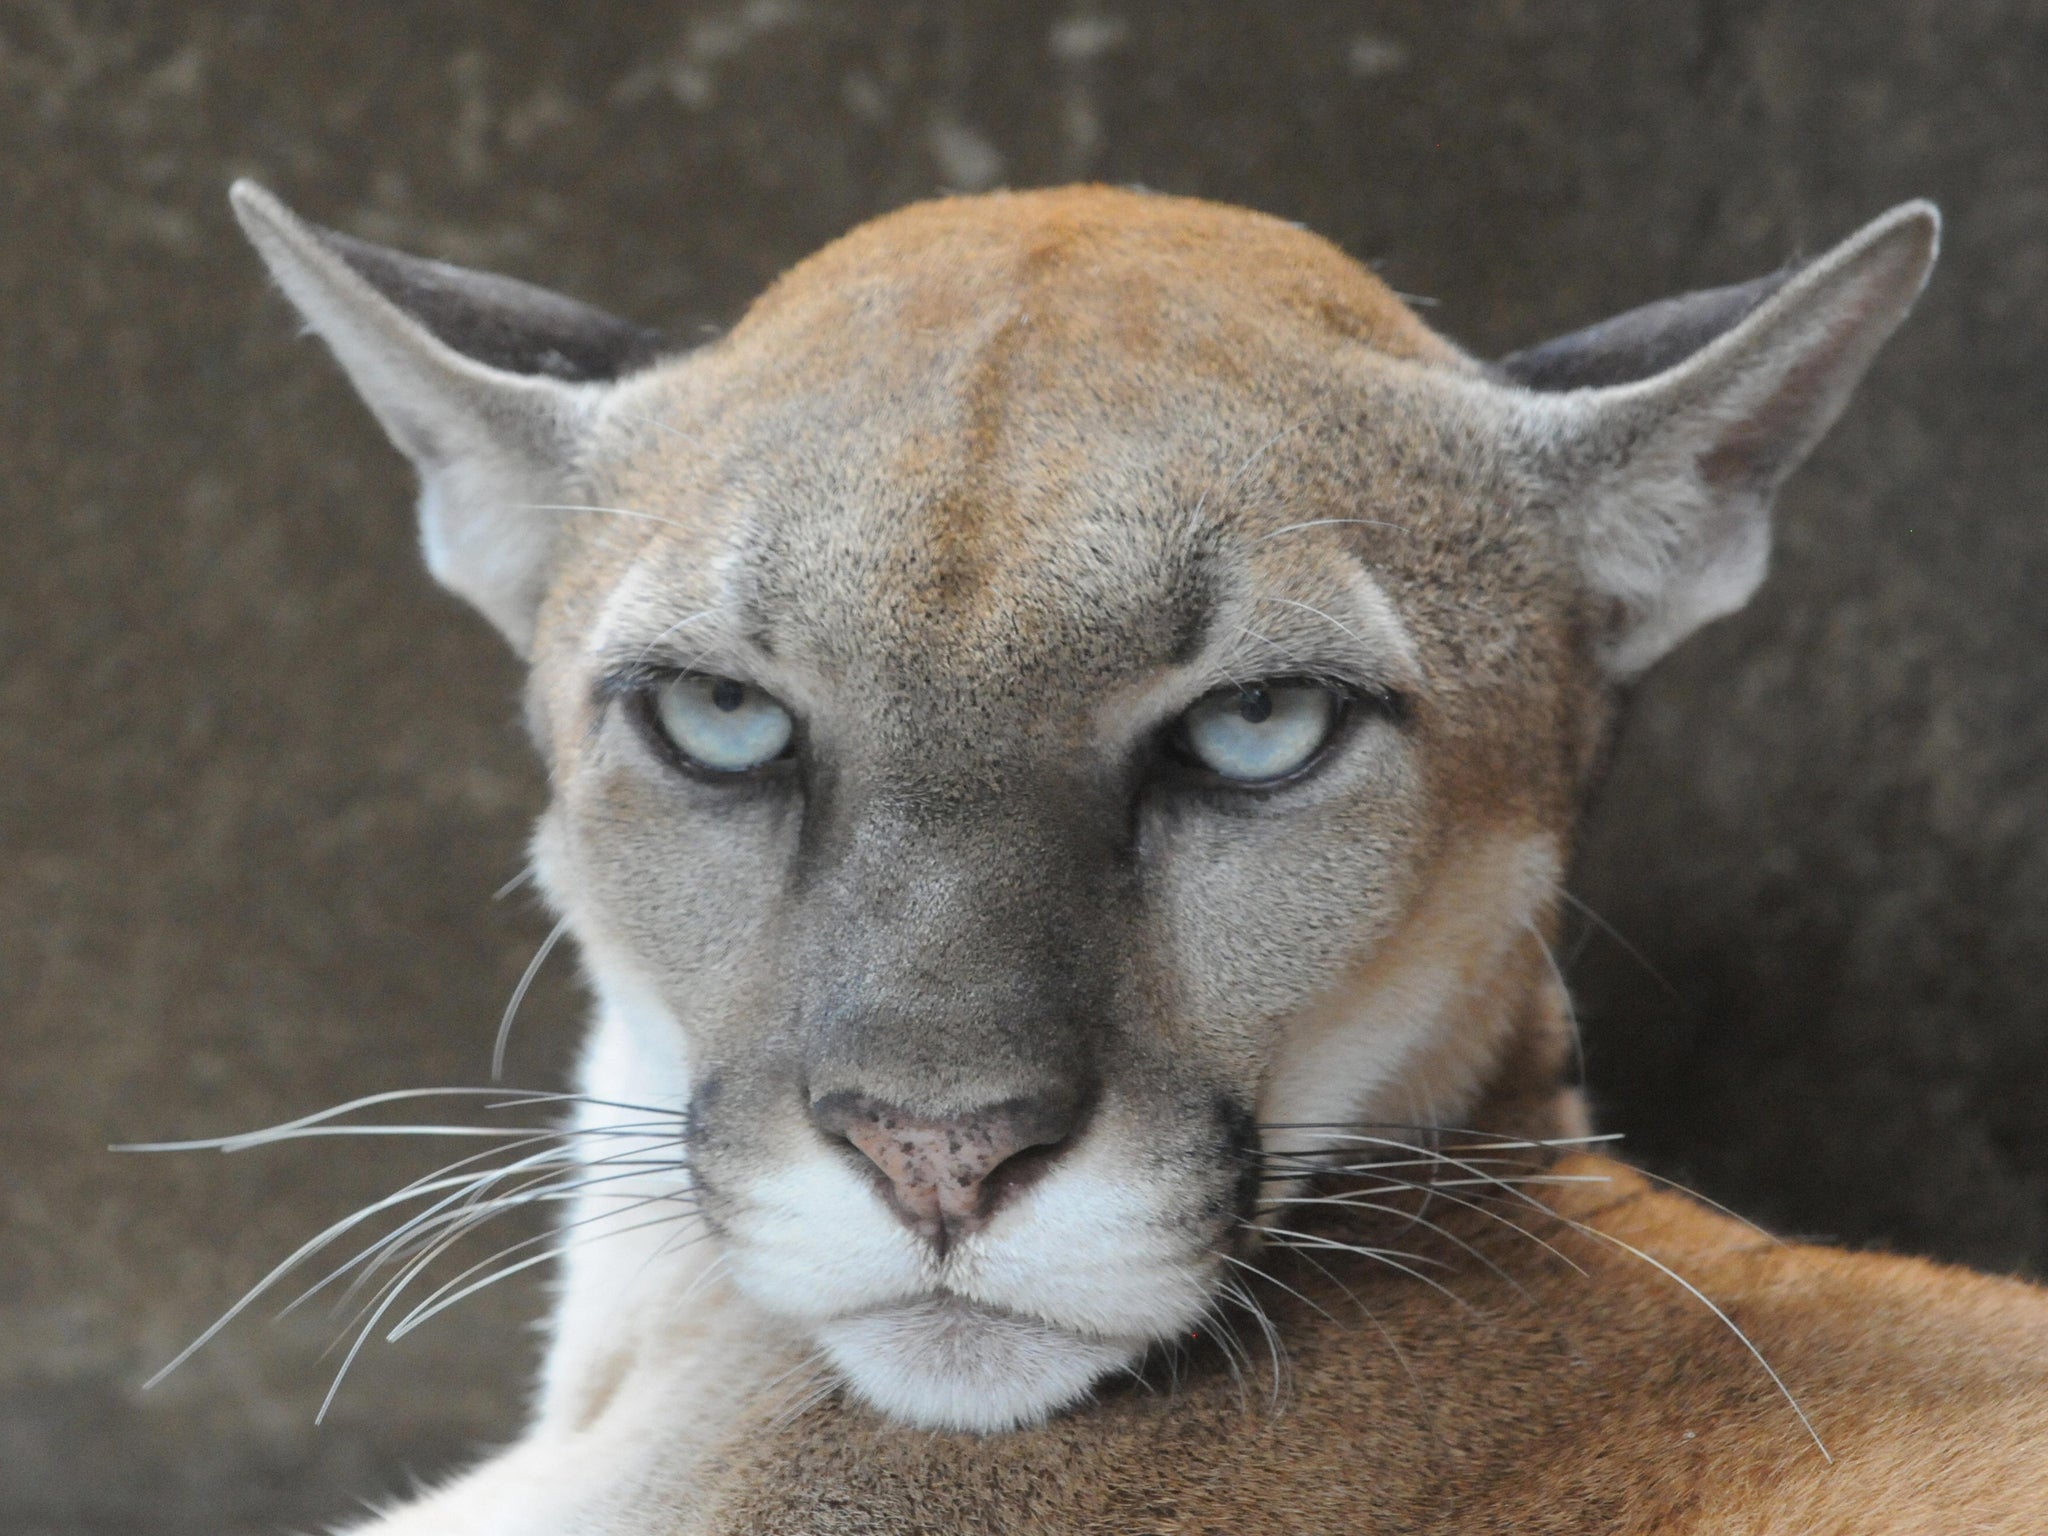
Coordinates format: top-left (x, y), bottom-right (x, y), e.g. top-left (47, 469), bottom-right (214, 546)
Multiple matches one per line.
top-left (222, 182), bottom-right (2048, 1532)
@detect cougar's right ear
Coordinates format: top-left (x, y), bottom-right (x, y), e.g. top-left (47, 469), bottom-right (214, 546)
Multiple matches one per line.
top-left (230, 181), bottom-right (669, 653)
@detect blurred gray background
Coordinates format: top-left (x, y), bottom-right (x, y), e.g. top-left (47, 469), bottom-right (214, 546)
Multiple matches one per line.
top-left (3, 3), bottom-right (2044, 1532)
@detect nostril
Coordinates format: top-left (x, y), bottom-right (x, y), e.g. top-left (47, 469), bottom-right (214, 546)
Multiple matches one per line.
top-left (808, 1091), bottom-right (1078, 1241)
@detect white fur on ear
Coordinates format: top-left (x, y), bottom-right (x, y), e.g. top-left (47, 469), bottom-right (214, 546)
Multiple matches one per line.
top-left (1524, 201), bottom-right (1940, 678)
top-left (230, 181), bottom-right (620, 653)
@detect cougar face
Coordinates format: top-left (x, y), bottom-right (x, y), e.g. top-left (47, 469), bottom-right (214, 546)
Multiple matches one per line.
top-left (233, 184), bottom-right (1935, 1431)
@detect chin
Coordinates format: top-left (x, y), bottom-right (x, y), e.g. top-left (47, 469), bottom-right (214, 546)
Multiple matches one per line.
top-left (814, 1298), bottom-right (1147, 1433)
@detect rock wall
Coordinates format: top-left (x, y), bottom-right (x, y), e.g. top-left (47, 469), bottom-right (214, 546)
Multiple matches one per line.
top-left (3, 3), bottom-right (2042, 1531)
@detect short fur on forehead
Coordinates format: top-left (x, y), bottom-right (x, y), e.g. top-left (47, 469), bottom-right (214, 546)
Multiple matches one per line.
top-left (730, 186), bottom-right (1467, 367)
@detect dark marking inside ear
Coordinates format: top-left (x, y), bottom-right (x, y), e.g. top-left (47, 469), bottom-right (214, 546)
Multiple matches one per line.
top-left (316, 224), bottom-right (671, 383)
top-left (1498, 266), bottom-right (1801, 392)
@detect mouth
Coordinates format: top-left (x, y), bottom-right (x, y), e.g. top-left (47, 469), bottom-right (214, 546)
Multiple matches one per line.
top-left (812, 1294), bottom-right (1149, 1433)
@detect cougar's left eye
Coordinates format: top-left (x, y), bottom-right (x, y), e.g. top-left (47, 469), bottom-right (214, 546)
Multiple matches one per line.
top-left (1174, 682), bottom-right (1342, 784)
top-left (649, 674), bottom-right (795, 774)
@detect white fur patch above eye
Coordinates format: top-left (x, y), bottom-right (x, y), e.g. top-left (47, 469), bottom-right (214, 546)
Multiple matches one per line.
top-left (817, 1299), bottom-right (1142, 1433)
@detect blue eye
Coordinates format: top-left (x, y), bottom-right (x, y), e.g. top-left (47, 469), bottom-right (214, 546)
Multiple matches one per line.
top-left (1176, 682), bottom-right (1341, 783)
top-left (650, 675), bottom-right (794, 774)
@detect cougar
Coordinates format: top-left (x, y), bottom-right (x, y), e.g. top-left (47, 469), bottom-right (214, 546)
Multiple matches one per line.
top-left (201, 181), bottom-right (2048, 1532)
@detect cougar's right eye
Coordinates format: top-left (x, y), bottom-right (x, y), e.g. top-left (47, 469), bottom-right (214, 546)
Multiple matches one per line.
top-left (648, 674), bottom-right (795, 775)
top-left (1173, 681), bottom-right (1343, 784)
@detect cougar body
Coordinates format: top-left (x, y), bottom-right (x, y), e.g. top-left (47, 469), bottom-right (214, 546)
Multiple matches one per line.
top-left (217, 182), bottom-right (2048, 1532)
top-left (333, 1155), bottom-right (2048, 1536)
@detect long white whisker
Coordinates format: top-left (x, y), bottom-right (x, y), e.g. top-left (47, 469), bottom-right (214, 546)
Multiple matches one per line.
top-left (1260, 1167), bottom-right (1609, 1192)
top-left (138, 1155), bottom-right (577, 1389)
top-left (1259, 1166), bottom-right (1603, 1194)
top-left (1267, 1125), bottom-right (1827, 1459)
top-left (674, 1246), bottom-right (732, 1304)
top-left (761, 1350), bottom-right (840, 1433)
top-left (1275, 1130), bottom-right (1593, 1210)
top-left (1215, 1275), bottom-right (1288, 1409)
top-left (313, 1167), bottom-right (693, 1415)
top-left (1253, 1122), bottom-right (1619, 1142)
top-left (1252, 1226), bottom-right (1471, 1312)
top-left (389, 1204), bottom-right (706, 1341)
top-left (1222, 1251), bottom-right (1337, 1326)
top-left (1198, 1295), bottom-right (1249, 1382)
top-left (114, 1087), bottom-right (589, 1154)
top-left (1270, 1188), bottom-right (1575, 1296)
top-left (1263, 1237), bottom-right (1448, 1445)
top-left (308, 1151), bottom-right (689, 1321)
top-left (1551, 884), bottom-right (1685, 1006)
top-left (129, 1091), bottom-right (691, 1385)
top-left (1256, 1129), bottom-right (1621, 1151)
top-left (493, 917), bottom-right (571, 1080)
top-left (1543, 1206), bottom-right (1832, 1462)
top-left (291, 1139), bottom-right (604, 1314)
top-left (1274, 1132), bottom-right (1606, 1286)
top-left (322, 1179), bottom-right (590, 1328)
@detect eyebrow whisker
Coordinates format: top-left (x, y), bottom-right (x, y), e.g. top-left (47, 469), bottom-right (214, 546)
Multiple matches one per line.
top-left (1261, 595), bottom-right (1365, 646)
top-left (1188, 419), bottom-right (1307, 525)
top-left (1254, 517), bottom-right (1411, 542)
top-left (601, 406), bottom-right (706, 448)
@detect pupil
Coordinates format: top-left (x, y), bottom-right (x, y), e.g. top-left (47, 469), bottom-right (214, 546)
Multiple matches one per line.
top-left (710, 678), bottom-right (746, 713)
top-left (1237, 685), bottom-right (1273, 725)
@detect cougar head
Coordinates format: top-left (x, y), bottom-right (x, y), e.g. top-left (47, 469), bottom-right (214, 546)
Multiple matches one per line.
top-left (233, 182), bottom-right (1935, 1432)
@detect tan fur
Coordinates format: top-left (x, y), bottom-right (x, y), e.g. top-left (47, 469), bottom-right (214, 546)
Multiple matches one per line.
top-left (679, 1156), bottom-right (2048, 1535)
top-left (217, 183), bottom-right (2035, 1533)
top-left (362, 1154), bottom-right (2048, 1535)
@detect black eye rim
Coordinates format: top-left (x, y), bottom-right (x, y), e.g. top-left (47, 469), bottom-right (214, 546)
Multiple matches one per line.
top-left (1162, 677), bottom-right (1405, 790)
top-left (605, 667), bottom-right (801, 784)
top-left (593, 665), bottom-right (1400, 789)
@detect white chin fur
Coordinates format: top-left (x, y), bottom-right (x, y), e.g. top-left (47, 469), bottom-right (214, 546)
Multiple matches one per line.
top-left (816, 1299), bottom-right (1142, 1433)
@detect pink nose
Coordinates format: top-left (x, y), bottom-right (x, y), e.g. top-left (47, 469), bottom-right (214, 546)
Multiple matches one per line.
top-left (812, 1095), bottom-right (1075, 1244)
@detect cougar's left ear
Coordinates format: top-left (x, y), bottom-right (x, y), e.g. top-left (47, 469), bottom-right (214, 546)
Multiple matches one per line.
top-left (230, 180), bottom-right (669, 653)
top-left (1506, 201), bottom-right (1939, 677)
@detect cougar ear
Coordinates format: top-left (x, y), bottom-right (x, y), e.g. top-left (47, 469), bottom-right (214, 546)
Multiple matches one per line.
top-left (1511, 201), bottom-right (1939, 678)
top-left (229, 180), bottom-right (669, 652)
